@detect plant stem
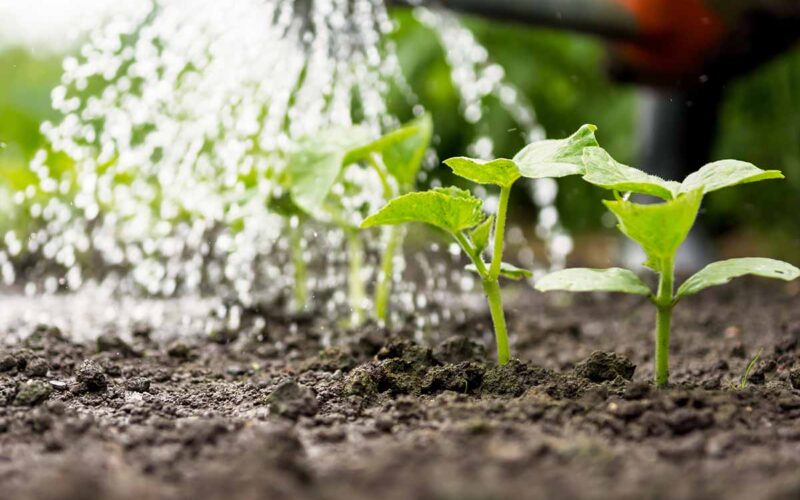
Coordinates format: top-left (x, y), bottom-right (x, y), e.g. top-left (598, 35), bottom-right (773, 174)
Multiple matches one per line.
top-left (289, 218), bottom-right (307, 311)
top-left (489, 186), bottom-right (511, 280)
top-left (654, 258), bottom-right (675, 388)
top-left (453, 231), bottom-right (509, 365)
top-left (346, 229), bottom-right (366, 327)
top-left (482, 278), bottom-right (510, 365)
top-left (367, 153), bottom-right (402, 325)
top-left (374, 225), bottom-right (404, 324)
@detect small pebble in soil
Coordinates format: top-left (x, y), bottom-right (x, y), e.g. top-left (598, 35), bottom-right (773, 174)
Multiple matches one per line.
top-left (125, 377), bottom-right (151, 393)
top-left (75, 360), bottom-right (108, 392)
top-left (49, 380), bottom-right (68, 391)
top-left (790, 368), bottom-right (800, 390)
top-left (166, 341), bottom-right (192, 360)
top-left (131, 322), bottom-right (152, 339)
top-left (225, 365), bottom-right (248, 377)
top-left (264, 380), bottom-right (318, 419)
top-left (574, 351), bottom-right (636, 383)
top-left (14, 380), bottom-right (52, 406)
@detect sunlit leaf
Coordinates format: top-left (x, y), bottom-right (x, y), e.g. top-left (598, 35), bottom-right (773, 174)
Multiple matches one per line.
top-left (288, 127), bottom-right (372, 213)
top-left (514, 124), bottom-right (598, 179)
top-left (535, 267), bottom-right (652, 295)
top-left (466, 261), bottom-right (532, 280)
top-left (345, 114), bottom-right (433, 189)
top-left (582, 147), bottom-right (680, 200)
top-left (680, 160), bottom-right (784, 195)
top-left (381, 114), bottom-right (432, 188)
top-left (360, 187), bottom-right (484, 234)
top-left (470, 214), bottom-right (494, 253)
top-left (603, 189), bottom-right (703, 272)
top-left (676, 258), bottom-right (800, 298)
top-left (443, 157), bottom-right (520, 188)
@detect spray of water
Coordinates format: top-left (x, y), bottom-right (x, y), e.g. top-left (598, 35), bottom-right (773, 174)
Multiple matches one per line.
top-left (1, 0), bottom-right (567, 334)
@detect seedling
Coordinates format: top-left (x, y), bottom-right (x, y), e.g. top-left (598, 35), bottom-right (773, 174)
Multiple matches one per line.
top-left (277, 115), bottom-right (432, 323)
top-left (361, 125), bottom-right (598, 364)
top-left (733, 348), bottom-right (763, 390)
top-left (536, 147), bottom-right (800, 387)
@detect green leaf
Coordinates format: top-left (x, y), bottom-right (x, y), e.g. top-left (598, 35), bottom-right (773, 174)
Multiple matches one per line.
top-left (288, 128), bottom-right (372, 213)
top-left (679, 160), bottom-right (784, 195)
top-left (470, 214), bottom-right (494, 253)
top-left (582, 147), bottom-right (680, 200)
top-left (268, 191), bottom-right (304, 217)
top-left (466, 262), bottom-right (532, 280)
top-left (676, 258), bottom-right (800, 298)
top-left (603, 189), bottom-right (703, 272)
top-left (443, 157), bottom-right (520, 188)
top-left (345, 114), bottom-right (433, 188)
top-left (535, 267), bottom-right (652, 295)
top-left (381, 114), bottom-right (432, 188)
top-left (514, 124), bottom-right (598, 179)
top-left (360, 187), bottom-right (484, 234)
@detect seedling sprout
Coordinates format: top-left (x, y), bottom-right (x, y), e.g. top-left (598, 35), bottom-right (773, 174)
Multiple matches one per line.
top-left (276, 115), bottom-right (432, 323)
top-left (362, 125), bottom-right (598, 364)
top-left (536, 146), bottom-right (800, 387)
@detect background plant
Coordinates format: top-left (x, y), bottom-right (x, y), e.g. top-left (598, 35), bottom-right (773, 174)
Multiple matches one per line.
top-left (536, 148), bottom-right (800, 387)
top-left (277, 115), bottom-right (432, 323)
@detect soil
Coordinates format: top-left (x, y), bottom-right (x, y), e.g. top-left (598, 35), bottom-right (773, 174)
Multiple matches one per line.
top-left (1, 278), bottom-right (800, 500)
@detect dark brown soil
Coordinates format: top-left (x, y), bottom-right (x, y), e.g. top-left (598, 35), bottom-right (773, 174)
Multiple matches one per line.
top-left (2, 278), bottom-right (800, 500)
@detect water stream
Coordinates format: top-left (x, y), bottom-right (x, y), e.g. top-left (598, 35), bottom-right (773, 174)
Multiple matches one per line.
top-left (1, 0), bottom-right (570, 336)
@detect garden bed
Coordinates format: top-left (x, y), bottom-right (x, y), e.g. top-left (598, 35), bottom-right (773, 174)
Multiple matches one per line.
top-left (1, 278), bottom-right (799, 500)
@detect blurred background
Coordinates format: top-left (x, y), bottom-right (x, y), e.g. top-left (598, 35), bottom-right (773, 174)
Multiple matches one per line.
top-left (2, 1), bottom-right (799, 266)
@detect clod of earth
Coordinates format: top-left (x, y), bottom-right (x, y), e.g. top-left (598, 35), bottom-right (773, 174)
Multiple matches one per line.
top-left (434, 335), bottom-right (488, 364)
top-left (265, 381), bottom-right (319, 419)
top-left (75, 360), bottom-right (107, 392)
top-left (481, 359), bottom-right (551, 397)
top-left (96, 333), bottom-right (138, 357)
top-left (574, 351), bottom-right (636, 383)
top-left (166, 340), bottom-right (192, 360)
top-left (0, 354), bottom-right (16, 371)
top-left (790, 368), bottom-right (800, 390)
top-left (125, 377), bottom-right (151, 393)
top-left (24, 358), bottom-right (49, 377)
top-left (14, 380), bottom-right (52, 406)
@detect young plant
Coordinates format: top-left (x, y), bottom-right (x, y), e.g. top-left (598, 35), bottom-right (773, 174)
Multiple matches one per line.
top-left (277, 115), bottom-right (432, 323)
top-left (535, 147), bottom-right (800, 387)
top-left (361, 125), bottom-right (598, 364)
top-left (734, 348), bottom-right (763, 390)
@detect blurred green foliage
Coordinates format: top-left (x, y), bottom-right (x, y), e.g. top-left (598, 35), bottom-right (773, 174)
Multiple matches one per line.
top-left (1, 9), bottom-right (798, 242)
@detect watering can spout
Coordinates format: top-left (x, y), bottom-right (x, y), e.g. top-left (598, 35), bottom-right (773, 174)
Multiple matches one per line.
top-left (394, 0), bottom-right (800, 83)
top-left (405, 0), bottom-right (641, 40)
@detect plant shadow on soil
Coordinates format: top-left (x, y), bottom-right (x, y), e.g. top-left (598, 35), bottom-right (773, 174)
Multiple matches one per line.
top-left (1, 278), bottom-right (800, 499)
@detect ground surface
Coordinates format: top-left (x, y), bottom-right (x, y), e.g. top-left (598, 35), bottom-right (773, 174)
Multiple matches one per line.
top-left (1, 279), bottom-right (800, 500)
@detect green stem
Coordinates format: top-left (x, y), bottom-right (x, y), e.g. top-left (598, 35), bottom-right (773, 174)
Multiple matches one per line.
top-left (374, 225), bottom-right (404, 324)
top-left (489, 186), bottom-right (511, 280)
top-left (453, 231), bottom-right (509, 365)
top-left (654, 258), bottom-right (675, 388)
top-left (346, 229), bottom-right (366, 327)
top-left (289, 219), bottom-right (307, 311)
top-left (367, 154), bottom-right (394, 198)
top-left (482, 278), bottom-right (510, 365)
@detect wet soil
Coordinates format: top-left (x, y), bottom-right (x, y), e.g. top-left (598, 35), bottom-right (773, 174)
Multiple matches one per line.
top-left (2, 278), bottom-right (800, 500)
